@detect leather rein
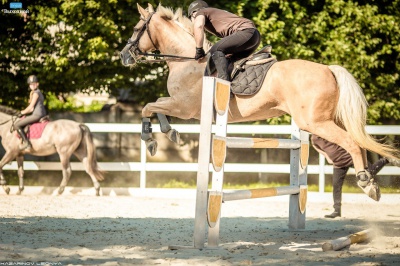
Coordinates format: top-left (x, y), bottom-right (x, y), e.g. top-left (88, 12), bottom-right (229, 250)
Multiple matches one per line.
top-left (125, 12), bottom-right (196, 64)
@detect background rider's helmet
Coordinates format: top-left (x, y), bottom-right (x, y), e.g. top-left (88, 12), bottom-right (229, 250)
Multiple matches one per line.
top-left (27, 75), bottom-right (38, 84)
top-left (188, 0), bottom-right (208, 18)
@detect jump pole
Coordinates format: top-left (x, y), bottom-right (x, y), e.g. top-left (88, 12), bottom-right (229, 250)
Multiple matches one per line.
top-left (322, 229), bottom-right (373, 251)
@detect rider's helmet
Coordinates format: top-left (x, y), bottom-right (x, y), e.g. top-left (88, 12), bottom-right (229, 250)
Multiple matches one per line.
top-left (188, 0), bottom-right (208, 18)
top-left (27, 75), bottom-right (38, 84)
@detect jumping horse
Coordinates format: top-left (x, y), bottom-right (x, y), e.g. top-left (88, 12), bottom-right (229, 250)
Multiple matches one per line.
top-left (0, 105), bottom-right (104, 196)
top-left (120, 3), bottom-right (399, 200)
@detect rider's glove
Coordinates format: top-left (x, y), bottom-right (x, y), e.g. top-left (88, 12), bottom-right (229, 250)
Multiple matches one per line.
top-left (17, 112), bottom-right (23, 118)
top-left (195, 47), bottom-right (205, 60)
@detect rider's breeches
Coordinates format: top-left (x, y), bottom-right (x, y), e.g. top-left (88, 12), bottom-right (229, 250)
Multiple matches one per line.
top-left (14, 115), bottom-right (42, 130)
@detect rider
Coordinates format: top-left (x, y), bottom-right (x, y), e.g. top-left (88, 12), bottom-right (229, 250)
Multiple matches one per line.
top-left (188, 0), bottom-right (261, 81)
top-left (14, 75), bottom-right (47, 150)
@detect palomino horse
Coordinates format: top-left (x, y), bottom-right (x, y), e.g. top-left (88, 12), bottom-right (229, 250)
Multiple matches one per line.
top-left (120, 4), bottom-right (399, 200)
top-left (0, 105), bottom-right (104, 196)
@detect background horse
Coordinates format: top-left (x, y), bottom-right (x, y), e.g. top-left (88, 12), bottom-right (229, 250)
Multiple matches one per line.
top-left (0, 105), bottom-right (104, 196)
top-left (120, 4), bottom-right (399, 200)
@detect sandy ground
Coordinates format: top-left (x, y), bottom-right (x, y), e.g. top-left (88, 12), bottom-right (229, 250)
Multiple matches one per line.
top-left (0, 187), bottom-right (399, 266)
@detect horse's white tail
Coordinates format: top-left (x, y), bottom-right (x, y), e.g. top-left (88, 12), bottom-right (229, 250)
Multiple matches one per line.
top-left (80, 124), bottom-right (105, 181)
top-left (329, 65), bottom-right (399, 159)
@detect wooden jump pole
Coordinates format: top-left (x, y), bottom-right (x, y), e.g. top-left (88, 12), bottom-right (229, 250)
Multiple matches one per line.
top-left (322, 229), bottom-right (373, 251)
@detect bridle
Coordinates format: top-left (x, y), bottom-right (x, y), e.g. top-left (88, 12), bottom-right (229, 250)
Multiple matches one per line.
top-left (124, 12), bottom-right (196, 65)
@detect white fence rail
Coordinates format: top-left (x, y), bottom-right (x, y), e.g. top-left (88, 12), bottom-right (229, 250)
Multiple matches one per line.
top-left (4, 124), bottom-right (400, 192)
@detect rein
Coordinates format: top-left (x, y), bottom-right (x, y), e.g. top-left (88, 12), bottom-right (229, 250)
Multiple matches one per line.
top-left (126, 12), bottom-right (196, 64)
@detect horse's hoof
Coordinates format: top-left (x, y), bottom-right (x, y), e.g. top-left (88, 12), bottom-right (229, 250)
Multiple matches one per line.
top-left (96, 189), bottom-right (100, 196)
top-left (58, 187), bottom-right (65, 195)
top-left (358, 178), bottom-right (381, 201)
top-left (16, 188), bottom-right (24, 195)
top-left (3, 186), bottom-right (10, 195)
top-left (166, 129), bottom-right (180, 144)
top-left (145, 139), bottom-right (158, 156)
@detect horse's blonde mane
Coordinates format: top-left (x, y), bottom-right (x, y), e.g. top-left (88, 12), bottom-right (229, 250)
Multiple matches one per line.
top-left (156, 5), bottom-right (212, 50)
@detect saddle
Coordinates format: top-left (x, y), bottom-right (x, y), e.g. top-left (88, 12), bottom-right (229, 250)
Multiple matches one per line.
top-left (205, 45), bottom-right (277, 95)
top-left (16, 116), bottom-right (50, 139)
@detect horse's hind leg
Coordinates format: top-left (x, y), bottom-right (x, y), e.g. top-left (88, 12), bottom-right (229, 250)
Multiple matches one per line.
top-left (16, 155), bottom-right (24, 195)
top-left (58, 154), bottom-right (72, 195)
top-left (310, 121), bottom-right (380, 200)
top-left (157, 113), bottom-right (180, 144)
top-left (73, 148), bottom-right (101, 196)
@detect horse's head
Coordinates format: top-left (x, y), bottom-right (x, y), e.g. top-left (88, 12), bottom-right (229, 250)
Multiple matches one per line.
top-left (120, 3), bottom-right (158, 66)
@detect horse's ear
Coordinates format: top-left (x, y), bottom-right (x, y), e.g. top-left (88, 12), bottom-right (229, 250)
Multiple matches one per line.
top-left (147, 3), bottom-right (154, 13)
top-left (137, 3), bottom-right (149, 19)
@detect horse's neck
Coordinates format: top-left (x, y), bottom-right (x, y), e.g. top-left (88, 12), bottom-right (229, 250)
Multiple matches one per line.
top-left (154, 16), bottom-right (195, 61)
top-left (0, 114), bottom-right (12, 137)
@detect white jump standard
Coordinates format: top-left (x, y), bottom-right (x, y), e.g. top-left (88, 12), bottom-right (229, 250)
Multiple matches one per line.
top-left (169, 77), bottom-right (310, 249)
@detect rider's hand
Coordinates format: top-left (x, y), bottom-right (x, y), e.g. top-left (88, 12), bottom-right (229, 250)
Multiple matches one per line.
top-left (195, 47), bottom-right (205, 60)
top-left (17, 111), bottom-right (23, 118)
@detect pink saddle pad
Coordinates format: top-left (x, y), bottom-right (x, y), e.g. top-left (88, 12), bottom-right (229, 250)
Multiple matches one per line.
top-left (16, 121), bottom-right (49, 139)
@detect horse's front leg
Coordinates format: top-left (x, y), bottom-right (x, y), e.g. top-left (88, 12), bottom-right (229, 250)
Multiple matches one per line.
top-left (16, 155), bottom-right (24, 195)
top-left (157, 113), bottom-right (180, 145)
top-left (0, 151), bottom-right (17, 195)
top-left (141, 117), bottom-right (158, 156)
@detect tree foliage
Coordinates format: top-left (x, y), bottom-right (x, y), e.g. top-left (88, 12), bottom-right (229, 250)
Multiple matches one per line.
top-left (0, 0), bottom-right (399, 123)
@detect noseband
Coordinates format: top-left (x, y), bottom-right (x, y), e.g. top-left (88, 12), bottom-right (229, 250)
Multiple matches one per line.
top-left (124, 12), bottom-right (195, 64)
top-left (125, 12), bottom-right (157, 64)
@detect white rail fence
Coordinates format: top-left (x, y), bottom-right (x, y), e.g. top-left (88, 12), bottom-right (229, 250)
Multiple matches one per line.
top-left (4, 124), bottom-right (400, 192)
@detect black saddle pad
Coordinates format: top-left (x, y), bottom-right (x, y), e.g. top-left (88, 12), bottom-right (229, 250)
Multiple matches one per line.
top-left (230, 58), bottom-right (277, 95)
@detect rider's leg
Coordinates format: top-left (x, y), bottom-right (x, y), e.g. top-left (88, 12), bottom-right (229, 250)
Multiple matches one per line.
top-left (211, 51), bottom-right (230, 81)
top-left (325, 166), bottom-right (349, 218)
top-left (14, 115), bottom-right (41, 150)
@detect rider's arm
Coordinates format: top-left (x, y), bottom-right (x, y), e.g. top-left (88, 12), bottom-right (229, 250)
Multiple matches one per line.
top-left (21, 92), bottom-right (39, 115)
top-left (193, 14), bottom-right (205, 49)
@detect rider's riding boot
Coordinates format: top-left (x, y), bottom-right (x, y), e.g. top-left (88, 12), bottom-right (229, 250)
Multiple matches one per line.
top-left (325, 167), bottom-right (347, 219)
top-left (324, 209), bottom-right (341, 218)
top-left (211, 51), bottom-right (230, 81)
top-left (17, 129), bottom-right (31, 150)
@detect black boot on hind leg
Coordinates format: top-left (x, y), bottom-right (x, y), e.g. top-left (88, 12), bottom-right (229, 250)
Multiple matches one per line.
top-left (357, 169), bottom-right (381, 201)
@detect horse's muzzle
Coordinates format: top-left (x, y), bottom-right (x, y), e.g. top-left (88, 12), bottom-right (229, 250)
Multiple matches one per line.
top-left (120, 50), bottom-right (133, 66)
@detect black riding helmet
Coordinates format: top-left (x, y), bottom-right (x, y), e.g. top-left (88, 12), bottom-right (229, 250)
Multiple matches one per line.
top-left (188, 0), bottom-right (208, 18)
top-left (27, 75), bottom-right (38, 84)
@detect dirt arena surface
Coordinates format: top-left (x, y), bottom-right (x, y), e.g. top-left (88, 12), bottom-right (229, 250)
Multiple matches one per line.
top-left (0, 187), bottom-right (399, 265)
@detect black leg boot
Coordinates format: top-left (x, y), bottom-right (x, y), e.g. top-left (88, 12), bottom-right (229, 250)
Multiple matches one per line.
top-left (369, 158), bottom-right (389, 176)
top-left (17, 129), bottom-right (31, 150)
top-left (325, 167), bottom-right (348, 218)
top-left (211, 51), bottom-right (230, 81)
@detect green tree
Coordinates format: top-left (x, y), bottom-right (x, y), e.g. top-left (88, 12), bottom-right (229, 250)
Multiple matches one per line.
top-left (1, 0), bottom-right (399, 124)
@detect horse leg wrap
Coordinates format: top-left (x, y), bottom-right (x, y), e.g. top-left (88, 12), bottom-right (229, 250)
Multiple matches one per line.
top-left (157, 113), bottom-right (172, 133)
top-left (356, 170), bottom-right (371, 188)
top-left (141, 118), bottom-right (152, 141)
